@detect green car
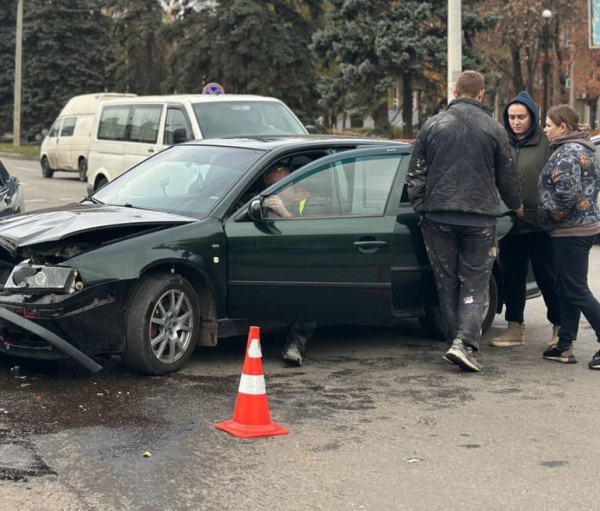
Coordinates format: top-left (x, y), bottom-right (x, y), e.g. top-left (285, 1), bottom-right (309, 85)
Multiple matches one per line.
top-left (0, 136), bottom-right (534, 374)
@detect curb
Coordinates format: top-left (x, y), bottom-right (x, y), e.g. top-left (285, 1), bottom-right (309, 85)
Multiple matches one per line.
top-left (0, 152), bottom-right (39, 161)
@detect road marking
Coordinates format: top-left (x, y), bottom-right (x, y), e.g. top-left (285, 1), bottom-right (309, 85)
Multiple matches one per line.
top-left (25, 199), bottom-right (47, 203)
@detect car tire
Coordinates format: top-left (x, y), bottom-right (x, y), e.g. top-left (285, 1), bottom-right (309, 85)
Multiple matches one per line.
top-left (95, 176), bottom-right (108, 191)
top-left (41, 157), bottom-right (54, 178)
top-left (419, 274), bottom-right (498, 340)
top-left (78, 158), bottom-right (87, 182)
top-left (122, 273), bottom-right (199, 375)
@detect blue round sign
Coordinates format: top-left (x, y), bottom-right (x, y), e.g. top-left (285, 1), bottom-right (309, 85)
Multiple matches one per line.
top-left (202, 83), bottom-right (225, 95)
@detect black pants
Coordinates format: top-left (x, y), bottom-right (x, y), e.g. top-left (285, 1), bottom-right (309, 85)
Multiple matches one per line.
top-left (552, 235), bottom-right (600, 344)
top-left (498, 231), bottom-right (561, 325)
top-left (420, 218), bottom-right (496, 351)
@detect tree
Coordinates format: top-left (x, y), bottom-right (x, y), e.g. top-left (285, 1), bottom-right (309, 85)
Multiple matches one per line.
top-left (0, 0), bottom-right (16, 135)
top-left (104, 0), bottom-right (170, 95)
top-left (312, 0), bottom-right (447, 138)
top-left (165, 0), bottom-right (321, 124)
top-left (476, 0), bottom-right (581, 106)
top-left (16, 0), bottom-right (116, 141)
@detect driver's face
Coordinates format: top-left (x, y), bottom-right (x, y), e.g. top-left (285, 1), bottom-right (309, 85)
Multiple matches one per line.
top-left (263, 167), bottom-right (290, 186)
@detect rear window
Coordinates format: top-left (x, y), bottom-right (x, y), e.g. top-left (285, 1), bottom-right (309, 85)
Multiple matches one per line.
top-left (98, 104), bottom-right (162, 144)
top-left (192, 101), bottom-right (306, 138)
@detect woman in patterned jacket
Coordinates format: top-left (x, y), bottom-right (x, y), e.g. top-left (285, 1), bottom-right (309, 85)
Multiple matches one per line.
top-left (538, 104), bottom-right (600, 369)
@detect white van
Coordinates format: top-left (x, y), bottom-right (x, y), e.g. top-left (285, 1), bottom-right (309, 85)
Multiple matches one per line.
top-left (40, 93), bottom-right (136, 181)
top-left (86, 94), bottom-right (311, 192)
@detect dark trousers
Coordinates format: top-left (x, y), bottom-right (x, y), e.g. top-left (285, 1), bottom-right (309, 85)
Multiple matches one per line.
top-left (498, 231), bottom-right (561, 325)
top-left (552, 235), bottom-right (600, 343)
top-left (420, 217), bottom-right (496, 351)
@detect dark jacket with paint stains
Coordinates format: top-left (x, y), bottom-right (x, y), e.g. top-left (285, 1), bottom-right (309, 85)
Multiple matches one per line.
top-left (407, 98), bottom-right (522, 216)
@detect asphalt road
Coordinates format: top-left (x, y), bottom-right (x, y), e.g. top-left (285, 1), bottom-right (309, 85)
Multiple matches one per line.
top-left (1, 155), bottom-right (600, 510)
top-left (0, 155), bottom-right (87, 211)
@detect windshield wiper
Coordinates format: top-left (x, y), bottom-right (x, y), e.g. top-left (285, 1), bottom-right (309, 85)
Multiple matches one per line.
top-left (81, 196), bottom-right (104, 205)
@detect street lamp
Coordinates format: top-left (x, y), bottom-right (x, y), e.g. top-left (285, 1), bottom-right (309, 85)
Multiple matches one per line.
top-left (541, 9), bottom-right (553, 122)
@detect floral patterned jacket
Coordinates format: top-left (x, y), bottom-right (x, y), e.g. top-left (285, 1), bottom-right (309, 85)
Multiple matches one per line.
top-left (537, 132), bottom-right (600, 231)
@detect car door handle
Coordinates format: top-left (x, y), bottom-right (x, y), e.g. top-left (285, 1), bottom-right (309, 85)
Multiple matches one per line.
top-left (354, 240), bottom-right (387, 254)
top-left (148, 148), bottom-right (155, 153)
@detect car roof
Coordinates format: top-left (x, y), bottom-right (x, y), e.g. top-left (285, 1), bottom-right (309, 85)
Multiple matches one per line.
top-left (178, 135), bottom-right (411, 152)
top-left (97, 94), bottom-right (291, 106)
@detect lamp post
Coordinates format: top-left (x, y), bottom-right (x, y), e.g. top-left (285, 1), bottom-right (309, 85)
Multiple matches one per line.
top-left (541, 9), bottom-right (553, 122)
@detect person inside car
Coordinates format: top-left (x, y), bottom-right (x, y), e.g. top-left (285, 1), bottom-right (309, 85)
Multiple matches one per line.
top-left (263, 164), bottom-right (311, 218)
top-left (262, 163), bottom-right (316, 366)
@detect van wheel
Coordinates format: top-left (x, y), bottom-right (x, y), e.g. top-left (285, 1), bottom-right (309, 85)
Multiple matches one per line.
top-left (95, 177), bottom-right (108, 191)
top-left (41, 157), bottom-right (54, 179)
top-left (78, 158), bottom-right (87, 182)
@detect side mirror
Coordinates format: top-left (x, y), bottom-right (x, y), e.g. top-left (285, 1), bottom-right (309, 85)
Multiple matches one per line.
top-left (248, 198), bottom-right (263, 222)
top-left (305, 125), bottom-right (318, 134)
top-left (173, 128), bottom-right (190, 144)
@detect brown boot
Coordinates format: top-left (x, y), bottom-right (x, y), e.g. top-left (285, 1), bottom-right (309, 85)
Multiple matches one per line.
top-left (550, 325), bottom-right (560, 344)
top-left (490, 321), bottom-right (525, 347)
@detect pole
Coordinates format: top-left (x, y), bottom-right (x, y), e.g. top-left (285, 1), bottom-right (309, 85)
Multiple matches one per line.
top-left (447, 0), bottom-right (462, 105)
top-left (542, 21), bottom-right (550, 122)
top-left (13, 0), bottom-right (23, 148)
top-left (569, 57), bottom-right (575, 108)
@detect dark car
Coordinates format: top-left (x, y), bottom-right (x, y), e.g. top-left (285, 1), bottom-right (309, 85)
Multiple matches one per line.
top-left (0, 136), bottom-right (530, 375)
top-left (0, 158), bottom-right (25, 217)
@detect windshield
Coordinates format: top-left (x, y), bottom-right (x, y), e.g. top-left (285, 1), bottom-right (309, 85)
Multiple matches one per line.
top-left (193, 101), bottom-right (307, 138)
top-left (92, 145), bottom-right (265, 218)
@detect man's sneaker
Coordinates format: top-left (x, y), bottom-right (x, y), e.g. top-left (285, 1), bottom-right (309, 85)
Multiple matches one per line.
top-left (589, 349), bottom-right (600, 370)
top-left (443, 339), bottom-right (482, 372)
top-left (543, 342), bottom-right (577, 364)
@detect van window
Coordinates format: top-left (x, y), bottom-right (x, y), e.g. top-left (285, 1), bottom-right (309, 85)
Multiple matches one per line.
top-left (192, 101), bottom-right (306, 138)
top-left (128, 105), bottom-right (162, 143)
top-left (98, 105), bottom-right (128, 141)
top-left (48, 119), bottom-right (61, 138)
top-left (60, 117), bottom-right (77, 137)
top-left (164, 107), bottom-right (192, 145)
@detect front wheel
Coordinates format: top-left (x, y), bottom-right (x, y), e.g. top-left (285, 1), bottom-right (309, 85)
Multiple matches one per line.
top-left (122, 273), bottom-right (200, 375)
top-left (419, 274), bottom-right (498, 340)
top-left (41, 157), bottom-right (54, 178)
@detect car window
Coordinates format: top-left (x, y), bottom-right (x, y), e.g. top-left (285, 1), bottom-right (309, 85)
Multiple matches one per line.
top-left (164, 107), bottom-right (193, 145)
top-left (128, 105), bottom-right (162, 143)
top-left (264, 153), bottom-right (403, 219)
top-left (60, 117), bottom-right (76, 137)
top-left (48, 119), bottom-right (61, 138)
top-left (93, 144), bottom-right (266, 218)
top-left (192, 101), bottom-right (306, 138)
top-left (98, 105), bottom-right (128, 141)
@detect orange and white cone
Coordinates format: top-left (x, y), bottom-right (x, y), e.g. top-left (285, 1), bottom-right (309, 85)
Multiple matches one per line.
top-left (216, 326), bottom-right (289, 439)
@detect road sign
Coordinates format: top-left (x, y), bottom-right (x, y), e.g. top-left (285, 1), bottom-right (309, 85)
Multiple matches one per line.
top-left (202, 83), bottom-right (225, 95)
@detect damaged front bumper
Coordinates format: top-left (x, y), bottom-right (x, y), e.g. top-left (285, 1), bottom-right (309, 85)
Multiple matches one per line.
top-left (0, 307), bottom-right (102, 372)
top-left (0, 280), bottom-right (131, 367)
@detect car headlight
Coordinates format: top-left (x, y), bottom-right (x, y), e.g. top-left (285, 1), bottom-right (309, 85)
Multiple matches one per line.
top-left (5, 263), bottom-right (81, 293)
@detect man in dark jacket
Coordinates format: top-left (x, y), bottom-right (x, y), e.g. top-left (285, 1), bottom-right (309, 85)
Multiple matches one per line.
top-left (407, 70), bottom-right (523, 372)
top-left (490, 91), bottom-right (561, 348)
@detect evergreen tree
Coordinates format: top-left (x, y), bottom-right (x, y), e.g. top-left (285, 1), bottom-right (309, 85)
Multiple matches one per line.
top-left (104, 0), bottom-right (169, 95)
top-left (166, 0), bottom-right (321, 124)
top-left (312, 0), bottom-right (447, 137)
top-left (0, 0), bottom-right (16, 135)
top-left (17, 0), bottom-right (115, 141)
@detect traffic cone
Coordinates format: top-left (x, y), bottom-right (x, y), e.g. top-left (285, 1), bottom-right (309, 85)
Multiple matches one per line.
top-left (216, 326), bottom-right (289, 439)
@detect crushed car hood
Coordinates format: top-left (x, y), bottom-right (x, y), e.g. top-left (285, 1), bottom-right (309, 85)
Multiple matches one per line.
top-left (0, 204), bottom-right (196, 248)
